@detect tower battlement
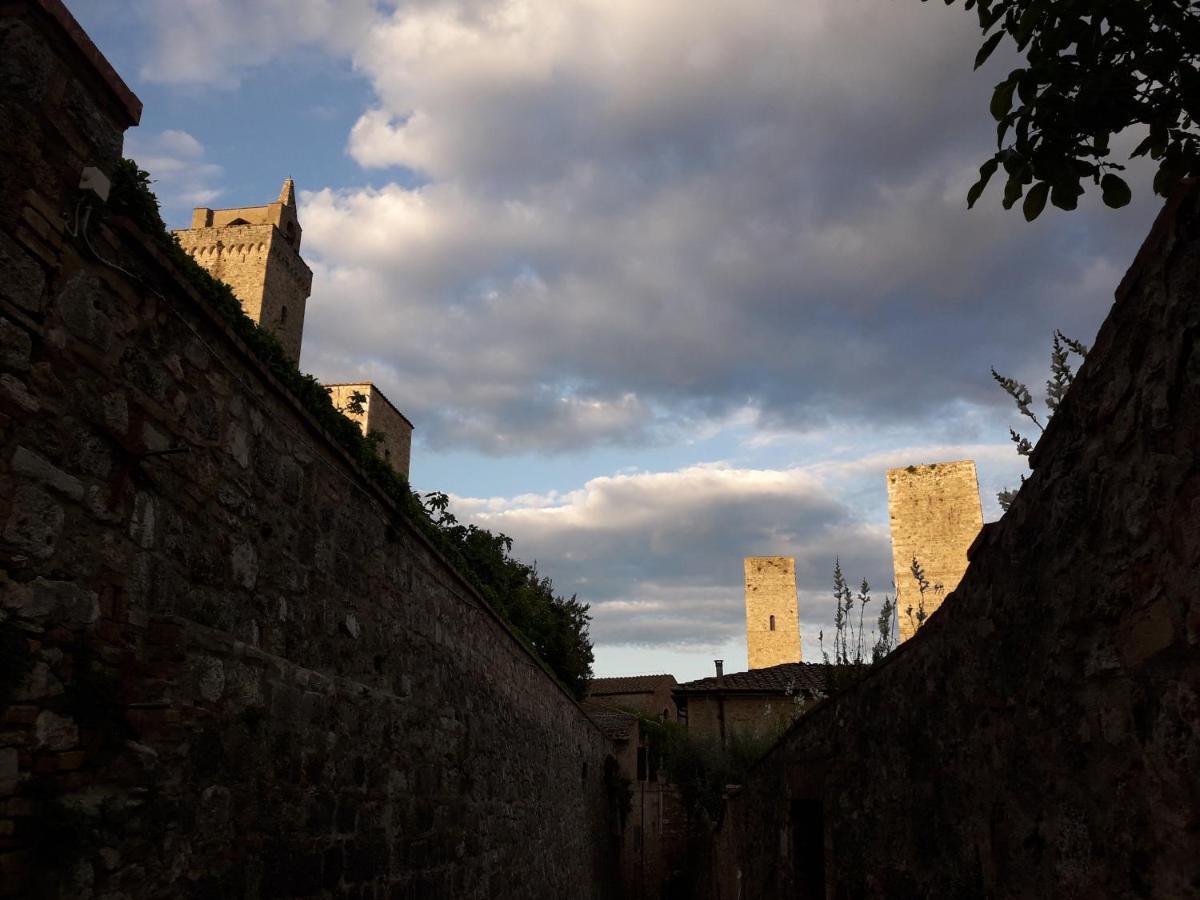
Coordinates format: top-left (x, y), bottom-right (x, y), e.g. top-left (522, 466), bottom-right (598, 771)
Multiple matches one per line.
top-left (173, 179), bottom-right (312, 364)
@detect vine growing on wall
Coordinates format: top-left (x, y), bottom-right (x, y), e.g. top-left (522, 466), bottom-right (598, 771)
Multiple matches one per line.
top-left (104, 160), bottom-right (594, 698)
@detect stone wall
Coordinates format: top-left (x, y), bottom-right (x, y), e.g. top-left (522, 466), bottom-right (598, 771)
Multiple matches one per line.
top-left (701, 188), bottom-right (1200, 898)
top-left (677, 693), bottom-right (801, 746)
top-left (744, 556), bottom-right (801, 668)
top-left (886, 459), bottom-right (983, 641)
top-left (0, 3), bottom-right (617, 896)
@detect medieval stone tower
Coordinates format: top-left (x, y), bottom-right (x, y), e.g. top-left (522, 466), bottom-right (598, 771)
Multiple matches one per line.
top-left (174, 179), bottom-right (313, 364)
top-left (744, 556), bottom-right (802, 669)
top-left (887, 460), bottom-right (984, 642)
top-left (326, 383), bottom-right (415, 481)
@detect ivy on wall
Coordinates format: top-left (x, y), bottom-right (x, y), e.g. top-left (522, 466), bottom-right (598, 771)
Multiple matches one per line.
top-left (103, 161), bottom-right (594, 698)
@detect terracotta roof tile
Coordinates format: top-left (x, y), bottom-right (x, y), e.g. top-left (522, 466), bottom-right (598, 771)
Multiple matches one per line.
top-left (674, 662), bottom-right (827, 695)
top-left (587, 674), bottom-right (677, 695)
top-left (583, 705), bottom-right (637, 741)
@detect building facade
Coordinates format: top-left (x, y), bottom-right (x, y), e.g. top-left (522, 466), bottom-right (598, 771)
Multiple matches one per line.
top-left (673, 661), bottom-right (824, 747)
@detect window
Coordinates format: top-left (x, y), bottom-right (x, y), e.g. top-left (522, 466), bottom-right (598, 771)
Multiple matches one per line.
top-left (770, 614), bottom-right (776, 631)
top-left (279, 305), bottom-right (288, 324)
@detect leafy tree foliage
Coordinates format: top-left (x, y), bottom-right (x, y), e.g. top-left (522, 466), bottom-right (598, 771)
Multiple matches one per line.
top-left (637, 715), bottom-right (788, 824)
top-left (423, 493), bottom-right (595, 697)
top-left (929, 0), bottom-right (1200, 218)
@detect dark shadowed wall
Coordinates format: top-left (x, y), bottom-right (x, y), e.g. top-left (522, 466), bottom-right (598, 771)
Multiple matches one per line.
top-left (0, 4), bottom-right (617, 897)
top-left (701, 183), bottom-right (1200, 899)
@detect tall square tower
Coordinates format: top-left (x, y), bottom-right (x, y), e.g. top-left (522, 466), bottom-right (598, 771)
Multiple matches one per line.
top-left (744, 556), bottom-right (802, 669)
top-left (326, 383), bottom-right (415, 481)
top-left (173, 179), bottom-right (313, 364)
top-left (886, 459), bottom-right (983, 642)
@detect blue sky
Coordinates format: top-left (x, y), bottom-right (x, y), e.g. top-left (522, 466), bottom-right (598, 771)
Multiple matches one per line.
top-left (70, 0), bottom-right (1159, 681)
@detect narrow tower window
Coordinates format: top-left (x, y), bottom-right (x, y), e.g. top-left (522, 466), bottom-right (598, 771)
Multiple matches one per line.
top-left (769, 615), bottom-right (776, 631)
top-left (280, 305), bottom-right (288, 324)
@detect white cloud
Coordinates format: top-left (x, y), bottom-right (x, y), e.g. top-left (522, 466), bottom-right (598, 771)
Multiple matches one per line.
top-left (449, 460), bottom-right (892, 649)
top-left (124, 129), bottom-right (224, 217)
top-left (135, 0), bottom-right (1157, 459)
top-left (136, 0), bottom-right (386, 86)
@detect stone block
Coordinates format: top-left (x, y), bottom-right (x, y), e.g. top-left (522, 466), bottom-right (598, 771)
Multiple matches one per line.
top-left (230, 541), bottom-right (257, 590)
top-left (0, 318), bottom-right (32, 372)
top-left (129, 491), bottom-right (156, 549)
top-left (0, 374), bottom-right (39, 413)
top-left (33, 711), bottom-right (77, 751)
top-left (3, 484), bottom-right (64, 558)
top-left (57, 272), bottom-right (112, 352)
top-left (0, 749), bottom-right (17, 790)
top-left (2, 577), bottom-right (98, 625)
top-left (0, 232), bottom-right (45, 314)
top-left (10, 446), bottom-right (83, 500)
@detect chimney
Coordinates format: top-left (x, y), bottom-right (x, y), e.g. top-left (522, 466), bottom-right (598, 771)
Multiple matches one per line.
top-left (714, 659), bottom-right (724, 678)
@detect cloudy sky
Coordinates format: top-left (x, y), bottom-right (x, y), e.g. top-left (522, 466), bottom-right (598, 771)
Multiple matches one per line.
top-left (74, 0), bottom-right (1159, 680)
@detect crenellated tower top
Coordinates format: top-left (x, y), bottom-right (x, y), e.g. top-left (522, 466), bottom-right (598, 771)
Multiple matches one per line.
top-left (173, 179), bottom-right (313, 363)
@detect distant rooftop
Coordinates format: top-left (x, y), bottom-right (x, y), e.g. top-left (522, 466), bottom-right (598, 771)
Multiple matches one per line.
top-left (582, 704), bottom-right (637, 741)
top-left (587, 674), bottom-right (677, 696)
top-left (675, 662), bottom-right (827, 695)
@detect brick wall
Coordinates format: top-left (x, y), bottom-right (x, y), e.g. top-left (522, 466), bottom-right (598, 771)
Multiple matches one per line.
top-left (0, 4), bottom-right (617, 896)
top-left (699, 186), bottom-right (1200, 898)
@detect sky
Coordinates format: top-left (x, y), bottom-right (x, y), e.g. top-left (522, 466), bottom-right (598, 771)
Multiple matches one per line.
top-left (71, 0), bottom-right (1160, 681)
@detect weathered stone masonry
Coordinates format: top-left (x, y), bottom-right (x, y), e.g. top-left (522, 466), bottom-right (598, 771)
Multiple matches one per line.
top-left (701, 185), bottom-right (1200, 898)
top-left (887, 459), bottom-right (983, 642)
top-left (0, 3), bottom-right (617, 897)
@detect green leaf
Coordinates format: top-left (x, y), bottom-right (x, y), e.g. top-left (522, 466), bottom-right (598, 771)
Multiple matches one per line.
top-left (1153, 164), bottom-right (1182, 197)
top-left (1022, 181), bottom-right (1049, 220)
top-left (1100, 173), bottom-right (1132, 208)
top-left (988, 79), bottom-right (1017, 121)
top-left (1002, 176), bottom-right (1024, 210)
top-left (974, 32), bottom-right (1005, 69)
top-left (1050, 179), bottom-right (1081, 211)
top-left (967, 158), bottom-right (1000, 208)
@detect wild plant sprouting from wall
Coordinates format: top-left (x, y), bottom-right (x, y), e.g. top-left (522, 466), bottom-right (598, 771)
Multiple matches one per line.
top-left (992, 330), bottom-right (1088, 511)
top-left (905, 556), bottom-right (943, 636)
top-left (820, 560), bottom-right (899, 692)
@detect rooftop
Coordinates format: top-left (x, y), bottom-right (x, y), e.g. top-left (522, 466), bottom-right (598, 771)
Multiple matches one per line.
top-left (582, 704), bottom-right (637, 741)
top-left (587, 674), bottom-right (677, 696)
top-left (675, 662), bottom-right (827, 695)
